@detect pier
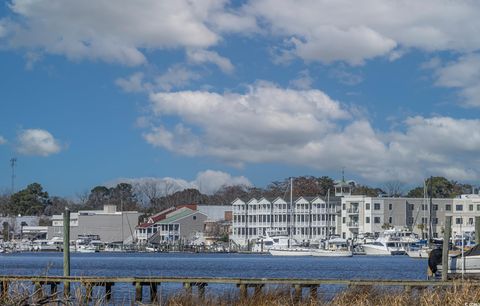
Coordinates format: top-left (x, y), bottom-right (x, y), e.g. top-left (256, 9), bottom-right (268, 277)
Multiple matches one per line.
top-left (0, 275), bottom-right (476, 303)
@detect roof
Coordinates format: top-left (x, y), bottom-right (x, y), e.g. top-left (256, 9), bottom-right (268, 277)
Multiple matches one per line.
top-left (138, 204), bottom-right (199, 228)
top-left (157, 209), bottom-right (201, 224)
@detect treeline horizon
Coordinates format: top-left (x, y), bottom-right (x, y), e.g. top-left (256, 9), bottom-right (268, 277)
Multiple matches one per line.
top-left (0, 176), bottom-right (476, 218)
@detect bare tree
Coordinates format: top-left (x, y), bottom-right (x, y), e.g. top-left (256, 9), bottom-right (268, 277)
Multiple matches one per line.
top-left (75, 190), bottom-right (90, 206)
top-left (384, 181), bottom-right (405, 197)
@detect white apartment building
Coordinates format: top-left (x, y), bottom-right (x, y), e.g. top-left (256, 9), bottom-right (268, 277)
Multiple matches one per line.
top-left (341, 195), bottom-right (480, 239)
top-left (231, 196), bottom-right (341, 246)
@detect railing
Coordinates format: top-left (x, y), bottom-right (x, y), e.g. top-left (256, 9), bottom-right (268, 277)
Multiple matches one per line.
top-left (347, 208), bottom-right (359, 214)
top-left (0, 275), bottom-right (467, 303)
top-left (347, 222), bottom-right (359, 227)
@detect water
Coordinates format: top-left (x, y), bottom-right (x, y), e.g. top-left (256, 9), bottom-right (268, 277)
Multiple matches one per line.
top-left (0, 253), bottom-right (429, 303)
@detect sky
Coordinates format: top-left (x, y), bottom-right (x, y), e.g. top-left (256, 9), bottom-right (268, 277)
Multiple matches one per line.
top-left (1, 0), bottom-right (480, 197)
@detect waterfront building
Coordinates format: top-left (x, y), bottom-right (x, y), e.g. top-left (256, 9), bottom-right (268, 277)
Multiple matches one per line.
top-left (341, 195), bottom-right (480, 239)
top-left (136, 205), bottom-right (208, 244)
top-left (230, 195), bottom-right (342, 247)
top-left (47, 205), bottom-right (141, 243)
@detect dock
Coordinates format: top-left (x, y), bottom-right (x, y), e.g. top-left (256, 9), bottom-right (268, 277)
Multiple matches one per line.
top-left (0, 275), bottom-right (476, 304)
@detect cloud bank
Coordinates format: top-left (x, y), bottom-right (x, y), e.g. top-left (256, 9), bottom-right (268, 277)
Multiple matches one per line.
top-left (142, 83), bottom-right (480, 182)
top-left (111, 170), bottom-right (252, 196)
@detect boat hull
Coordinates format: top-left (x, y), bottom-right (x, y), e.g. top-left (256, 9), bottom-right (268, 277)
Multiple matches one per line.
top-left (360, 245), bottom-right (392, 256)
top-left (269, 249), bottom-right (312, 256)
top-left (407, 249), bottom-right (429, 259)
top-left (311, 249), bottom-right (353, 257)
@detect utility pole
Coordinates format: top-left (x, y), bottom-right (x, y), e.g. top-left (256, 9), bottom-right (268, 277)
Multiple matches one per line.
top-left (10, 157), bottom-right (17, 193)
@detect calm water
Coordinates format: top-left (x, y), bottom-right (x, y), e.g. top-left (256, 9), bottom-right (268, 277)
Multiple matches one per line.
top-left (0, 253), bottom-right (429, 303)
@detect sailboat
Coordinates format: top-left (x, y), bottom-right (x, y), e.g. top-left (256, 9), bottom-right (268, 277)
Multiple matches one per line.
top-left (407, 179), bottom-right (433, 259)
top-left (269, 178), bottom-right (312, 257)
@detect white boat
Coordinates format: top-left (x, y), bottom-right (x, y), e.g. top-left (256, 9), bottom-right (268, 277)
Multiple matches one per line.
top-left (32, 239), bottom-right (60, 252)
top-left (269, 247), bottom-right (312, 256)
top-left (406, 247), bottom-right (430, 259)
top-left (360, 229), bottom-right (419, 256)
top-left (312, 237), bottom-right (353, 257)
top-left (252, 230), bottom-right (290, 253)
top-left (436, 245), bottom-right (480, 274)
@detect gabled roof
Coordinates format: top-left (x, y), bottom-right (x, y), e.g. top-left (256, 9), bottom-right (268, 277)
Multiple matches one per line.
top-left (157, 209), bottom-right (205, 224)
top-left (137, 204), bottom-right (198, 228)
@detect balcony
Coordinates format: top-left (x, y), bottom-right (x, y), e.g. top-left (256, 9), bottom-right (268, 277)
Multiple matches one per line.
top-left (347, 221), bottom-right (359, 228)
top-left (347, 208), bottom-right (359, 214)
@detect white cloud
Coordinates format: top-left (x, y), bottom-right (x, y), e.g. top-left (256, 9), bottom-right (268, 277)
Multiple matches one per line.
top-left (142, 83), bottom-right (480, 182)
top-left (17, 129), bottom-right (62, 156)
top-left (194, 170), bottom-right (252, 194)
top-left (111, 170), bottom-right (252, 196)
top-left (2, 0), bottom-right (255, 66)
top-left (186, 49), bottom-right (234, 74)
top-left (115, 72), bottom-right (150, 93)
top-left (155, 65), bottom-right (201, 91)
top-left (116, 66), bottom-right (201, 93)
top-left (0, 135), bottom-right (6, 145)
top-left (432, 54), bottom-right (480, 107)
top-left (245, 0), bottom-right (480, 64)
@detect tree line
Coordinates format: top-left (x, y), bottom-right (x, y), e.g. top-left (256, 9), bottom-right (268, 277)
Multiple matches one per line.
top-left (0, 176), bottom-right (476, 218)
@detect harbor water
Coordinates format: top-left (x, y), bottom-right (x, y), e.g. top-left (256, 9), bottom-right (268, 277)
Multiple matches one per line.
top-left (0, 253), bottom-right (428, 302)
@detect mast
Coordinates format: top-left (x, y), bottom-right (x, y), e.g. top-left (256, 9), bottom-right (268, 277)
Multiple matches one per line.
top-left (289, 177), bottom-right (293, 247)
top-left (327, 189), bottom-right (331, 236)
top-left (423, 179), bottom-right (426, 239)
top-left (428, 176), bottom-right (433, 244)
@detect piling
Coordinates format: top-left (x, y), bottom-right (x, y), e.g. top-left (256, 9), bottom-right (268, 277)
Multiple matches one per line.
top-left (442, 216), bottom-right (452, 281)
top-left (63, 207), bottom-right (71, 297)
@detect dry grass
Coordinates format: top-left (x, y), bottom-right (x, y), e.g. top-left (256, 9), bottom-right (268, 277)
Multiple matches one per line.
top-left (2, 281), bottom-right (480, 305)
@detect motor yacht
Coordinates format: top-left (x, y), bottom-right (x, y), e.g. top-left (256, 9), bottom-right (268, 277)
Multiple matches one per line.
top-left (312, 237), bottom-right (353, 257)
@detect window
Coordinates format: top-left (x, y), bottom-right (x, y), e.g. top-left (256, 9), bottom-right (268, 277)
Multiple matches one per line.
top-left (469, 205), bottom-right (474, 211)
top-left (365, 203), bottom-right (370, 210)
top-left (374, 217), bottom-right (381, 224)
top-left (456, 218), bottom-right (463, 225)
top-left (433, 205), bottom-right (438, 211)
top-left (374, 203), bottom-right (381, 210)
top-left (409, 204), bottom-right (414, 210)
top-left (389, 217), bottom-right (392, 224)
top-left (433, 218), bottom-right (438, 224)
top-left (456, 205), bottom-right (463, 211)
top-left (389, 203), bottom-right (393, 210)
top-left (469, 218), bottom-right (474, 225)
top-left (342, 217), bottom-right (346, 224)
top-left (343, 204), bottom-right (346, 210)
top-left (366, 217), bottom-right (370, 224)
top-left (446, 205), bottom-right (451, 211)
top-left (477, 204), bottom-right (480, 211)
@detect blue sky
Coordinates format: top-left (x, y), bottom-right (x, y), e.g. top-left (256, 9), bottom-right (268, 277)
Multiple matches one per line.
top-left (1, 0), bottom-right (480, 197)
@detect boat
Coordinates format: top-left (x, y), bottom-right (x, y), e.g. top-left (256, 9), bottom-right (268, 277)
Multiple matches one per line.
top-left (252, 230), bottom-right (291, 253)
top-left (269, 247), bottom-right (312, 256)
top-left (360, 228), bottom-right (419, 256)
top-left (268, 178), bottom-right (312, 257)
top-left (32, 239), bottom-right (61, 251)
top-left (312, 237), bottom-right (353, 257)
